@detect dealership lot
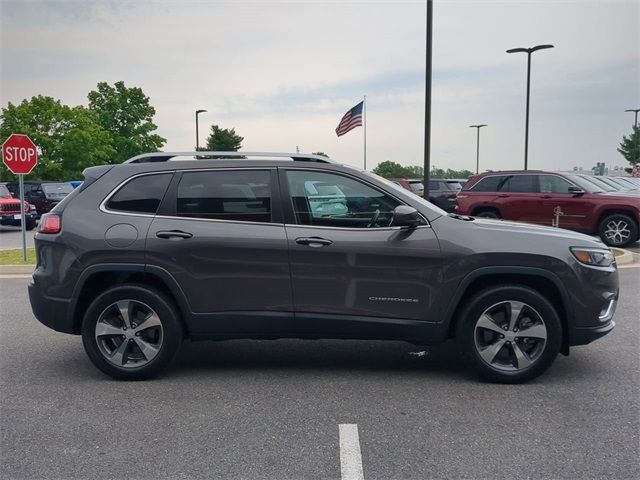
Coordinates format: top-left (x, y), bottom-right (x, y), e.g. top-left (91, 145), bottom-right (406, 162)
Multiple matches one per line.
top-left (1, 269), bottom-right (638, 479)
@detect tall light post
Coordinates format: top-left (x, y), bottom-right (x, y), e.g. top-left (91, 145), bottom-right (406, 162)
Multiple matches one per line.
top-left (423, 0), bottom-right (433, 199)
top-left (625, 108), bottom-right (640, 128)
top-left (507, 44), bottom-right (554, 170)
top-left (195, 109), bottom-right (207, 150)
top-left (469, 124), bottom-right (487, 174)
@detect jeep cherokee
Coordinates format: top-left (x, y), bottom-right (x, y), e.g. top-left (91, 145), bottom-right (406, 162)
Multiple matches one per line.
top-left (28, 152), bottom-right (619, 383)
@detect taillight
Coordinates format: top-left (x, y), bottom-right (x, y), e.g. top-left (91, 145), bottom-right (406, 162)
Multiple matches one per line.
top-left (38, 214), bottom-right (61, 234)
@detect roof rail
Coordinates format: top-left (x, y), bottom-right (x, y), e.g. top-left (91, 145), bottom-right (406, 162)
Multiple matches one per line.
top-left (123, 151), bottom-right (335, 164)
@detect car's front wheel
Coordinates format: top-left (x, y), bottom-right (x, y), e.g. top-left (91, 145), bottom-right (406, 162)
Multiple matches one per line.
top-left (598, 214), bottom-right (638, 248)
top-left (81, 285), bottom-right (183, 380)
top-left (457, 285), bottom-right (562, 383)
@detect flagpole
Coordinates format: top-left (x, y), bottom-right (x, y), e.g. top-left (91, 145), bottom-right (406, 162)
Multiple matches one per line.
top-left (363, 95), bottom-right (367, 170)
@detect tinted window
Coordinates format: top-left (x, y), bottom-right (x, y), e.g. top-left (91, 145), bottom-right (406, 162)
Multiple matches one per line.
top-left (107, 173), bottom-right (172, 214)
top-left (42, 183), bottom-right (73, 195)
top-left (539, 175), bottom-right (573, 193)
top-left (504, 175), bottom-right (538, 193)
top-left (177, 170), bottom-right (271, 223)
top-left (470, 175), bottom-right (508, 192)
top-left (287, 170), bottom-right (403, 228)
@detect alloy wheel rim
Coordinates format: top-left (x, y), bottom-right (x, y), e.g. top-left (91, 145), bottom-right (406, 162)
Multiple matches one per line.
top-left (95, 299), bottom-right (163, 369)
top-left (473, 300), bottom-right (547, 372)
top-left (604, 220), bottom-right (630, 245)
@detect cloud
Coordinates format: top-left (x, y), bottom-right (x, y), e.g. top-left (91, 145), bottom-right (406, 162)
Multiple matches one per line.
top-left (1, 0), bottom-right (638, 172)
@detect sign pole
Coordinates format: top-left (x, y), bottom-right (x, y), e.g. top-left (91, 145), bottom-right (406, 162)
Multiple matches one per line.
top-left (19, 174), bottom-right (27, 262)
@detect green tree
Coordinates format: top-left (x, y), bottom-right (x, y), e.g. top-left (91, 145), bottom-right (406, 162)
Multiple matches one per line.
top-left (404, 165), bottom-right (424, 178)
top-left (372, 161), bottom-right (411, 178)
top-left (0, 96), bottom-right (115, 181)
top-left (618, 126), bottom-right (639, 168)
top-left (204, 125), bottom-right (244, 155)
top-left (88, 81), bottom-right (165, 163)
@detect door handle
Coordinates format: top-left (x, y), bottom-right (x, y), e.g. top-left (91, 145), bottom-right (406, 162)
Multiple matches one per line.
top-left (295, 236), bottom-right (333, 247)
top-left (156, 230), bottom-right (193, 240)
top-left (498, 194), bottom-right (509, 198)
top-left (541, 195), bottom-right (552, 199)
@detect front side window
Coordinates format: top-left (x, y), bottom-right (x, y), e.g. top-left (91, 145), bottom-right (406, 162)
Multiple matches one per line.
top-left (286, 170), bottom-right (402, 228)
top-left (539, 175), bottom-right (573, 194)
top-left (177, 170), bottom-right (272, 223)
top-left (107, 173), bottom-right (172, 214)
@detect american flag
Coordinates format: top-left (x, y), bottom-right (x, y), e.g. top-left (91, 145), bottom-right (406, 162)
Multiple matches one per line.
top-left (335, 101), bottom-right (364, 137)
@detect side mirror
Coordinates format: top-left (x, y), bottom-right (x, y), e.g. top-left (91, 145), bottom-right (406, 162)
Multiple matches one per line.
top-left (568, 186), bottom-right (585, 195)
top-left (393, 205), bottom-right (422, 228)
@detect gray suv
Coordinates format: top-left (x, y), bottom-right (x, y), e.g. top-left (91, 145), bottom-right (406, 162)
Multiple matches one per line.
top-left (28, 152), bottom-right (619, 383)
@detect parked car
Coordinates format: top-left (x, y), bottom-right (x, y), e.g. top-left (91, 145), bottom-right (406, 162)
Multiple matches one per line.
top-left (30, 152), bottom-right (618, 383)
top-left (7, 181), bottom-right (74, 216)
top-left (427, 179), bottom-right (463, 212)
top-left (390, 178), bottom-right (424, 197)
top-left (0, 183), bottom-right (37, 230)
top-left (455, 170), bottom-right (640, 247)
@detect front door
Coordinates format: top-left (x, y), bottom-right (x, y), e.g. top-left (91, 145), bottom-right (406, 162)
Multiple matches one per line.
top-left (281, 168), bottom-right (442, 331)
top-left (145, 168), bottom-right (293, 331)
top-left (538, 174), bottom-right (594, 230)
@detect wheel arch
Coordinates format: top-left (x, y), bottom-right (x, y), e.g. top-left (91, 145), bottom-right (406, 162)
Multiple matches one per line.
top-left (444, 267), bottom-right (571, 355)
top-left (597, 209), bottom-right (639, 230)
top-left (68, 264), bottom-right (192, 337)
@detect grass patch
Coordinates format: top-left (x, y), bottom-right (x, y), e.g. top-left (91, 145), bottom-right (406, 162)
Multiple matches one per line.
top-left (0, 247), bottom-right (36, 265)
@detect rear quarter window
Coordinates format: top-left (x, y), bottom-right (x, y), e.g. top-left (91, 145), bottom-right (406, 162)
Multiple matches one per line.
top-left (106, 173), bottom-right (172, 214)
top-left (470, 176), bottom-right (507, 192)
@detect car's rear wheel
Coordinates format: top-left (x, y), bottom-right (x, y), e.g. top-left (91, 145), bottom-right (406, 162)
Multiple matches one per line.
top-left (457, 285), bottom-right (562, 383)
top-left (598, 214), bottom-right (638, 248)
top-left (81, 285), bottom-right (182, 380)
top-left (474, 209), bottom-right (501, 219)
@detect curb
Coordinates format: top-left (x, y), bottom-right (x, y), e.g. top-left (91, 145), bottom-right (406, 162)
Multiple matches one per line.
top-left (611, 248), bottom-right (636, 266)
top-left (0, 264), bottom-right (35, 274)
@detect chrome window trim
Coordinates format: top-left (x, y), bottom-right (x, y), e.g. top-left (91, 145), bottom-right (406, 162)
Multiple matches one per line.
top-left (99, 171), bottom-right (175, 218)
top-left (284, 223), bottom-right (432, 232)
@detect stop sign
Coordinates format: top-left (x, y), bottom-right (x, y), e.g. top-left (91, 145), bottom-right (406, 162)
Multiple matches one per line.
top-left (2, 134), bottom-right (38, 175)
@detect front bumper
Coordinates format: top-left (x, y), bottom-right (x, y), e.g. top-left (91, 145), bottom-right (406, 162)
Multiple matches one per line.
top-left (0, 212), bottom-right (37, 224)
top-left (28, 282), bottom-right (76, 334)
top-left (568, 320), bottom-right (615, 346)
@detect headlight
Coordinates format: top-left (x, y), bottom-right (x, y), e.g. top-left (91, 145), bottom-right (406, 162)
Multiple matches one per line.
top-left (570, 247), bottom-right (615, 267)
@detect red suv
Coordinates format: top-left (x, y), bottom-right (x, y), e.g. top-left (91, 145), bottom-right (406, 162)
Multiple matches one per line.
top-left (455, 170), bottom-right (640, 247)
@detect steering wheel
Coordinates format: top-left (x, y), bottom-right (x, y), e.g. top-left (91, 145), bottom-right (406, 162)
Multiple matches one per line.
top-left (367, 209), bottom-right (381, 228)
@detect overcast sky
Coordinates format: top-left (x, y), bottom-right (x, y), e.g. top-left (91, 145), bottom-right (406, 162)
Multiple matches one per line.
top-left (1, 0), bottom-right (638, 172)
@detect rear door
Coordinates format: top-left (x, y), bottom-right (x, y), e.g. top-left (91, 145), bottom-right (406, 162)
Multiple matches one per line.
top-left (145, 168), bottom-right (293, 326)
top-left (499, 174), bottom-right (543, 224)
top-left (281, 168), bottom-right (442, 330)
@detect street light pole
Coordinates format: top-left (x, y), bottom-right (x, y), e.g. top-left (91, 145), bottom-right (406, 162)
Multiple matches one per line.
top-left (625, 108), bottom-right (640, 128)
top-left (469, 124), bottom-right (487, 174)
top-left (423, 0), bottom-right (433, 199)
top-left (195, 109), bottom-right (207, 150)
top-left (507, 44), bottom-right (554, 170)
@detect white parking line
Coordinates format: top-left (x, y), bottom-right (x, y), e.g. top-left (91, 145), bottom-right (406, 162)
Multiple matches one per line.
top-left (339, 424), bottom-right (365, 480)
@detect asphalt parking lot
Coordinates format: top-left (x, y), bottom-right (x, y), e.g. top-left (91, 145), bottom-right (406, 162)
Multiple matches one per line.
top-left (1, 268), bottom-right (638, 480)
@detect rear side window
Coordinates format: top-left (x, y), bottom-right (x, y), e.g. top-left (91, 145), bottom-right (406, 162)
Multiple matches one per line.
top-left (470, 175), bottom-right (507, 192)
top-left (428, 180), bottom-right (441, 190)
top-left (107, 173), bottom-right (172, 214)
top-left (177, 170), bottom-right (272, 223)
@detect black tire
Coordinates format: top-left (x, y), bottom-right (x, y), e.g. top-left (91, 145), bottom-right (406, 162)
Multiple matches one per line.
top-left (25, 219), bottom-right (36, 231)
top-left (598, 213), bottom-right (638, 248)
top-left (474, 209), bottom-right (501, 219)
top-left (456, 285), bottom-right (562, 384)
top-left (81, 285), bottom-right (183, 380)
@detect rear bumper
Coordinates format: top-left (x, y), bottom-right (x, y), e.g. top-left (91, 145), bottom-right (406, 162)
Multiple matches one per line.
top-left (28, 282), bottom-right (76, 334)
top-left (0, 212), bottom-right (37, 224)
top-left (568, 320), bottom-right (615, 346)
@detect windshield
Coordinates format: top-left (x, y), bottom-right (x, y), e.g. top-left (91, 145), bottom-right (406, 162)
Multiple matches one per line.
top-left (42, 183), bottom-right (73, 195)
top-left (579, 176), bottom-right (616, 192)
top-left (0, 185), bottom-right (11, 198)
top-left (409, 181), bottom-right (424, 192)
top-left (567, 175), bottom-right (603, 193)
top-left (361, 170), bottom-right (448, 217)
